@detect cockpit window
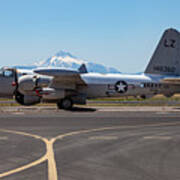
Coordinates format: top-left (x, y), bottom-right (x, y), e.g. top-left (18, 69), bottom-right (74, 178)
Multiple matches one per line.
top-left (4, 70), bottom-right (13, 77)
top-left (0, 69), bottom-right (3, 76)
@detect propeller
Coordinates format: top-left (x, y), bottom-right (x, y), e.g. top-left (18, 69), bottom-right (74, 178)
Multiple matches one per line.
top-left (10, 69), bottom-right (25, 105)
top-left (11, 69), bottom-right (19, 90)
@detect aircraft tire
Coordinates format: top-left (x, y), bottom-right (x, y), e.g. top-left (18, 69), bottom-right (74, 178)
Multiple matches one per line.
top-left (57, 98), bottom-right (73, 110)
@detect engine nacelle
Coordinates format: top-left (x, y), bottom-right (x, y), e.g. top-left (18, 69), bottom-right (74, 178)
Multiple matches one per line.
top-left (15, 92), bottom-right (40, 106)
top-left (41, 88), bottom-right (65, 100)
top-left (18, 75), bottom-right (52, 95)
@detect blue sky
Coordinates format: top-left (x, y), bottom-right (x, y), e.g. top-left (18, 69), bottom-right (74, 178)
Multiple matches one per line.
top-left (0, 0), bottom-right (180, 73)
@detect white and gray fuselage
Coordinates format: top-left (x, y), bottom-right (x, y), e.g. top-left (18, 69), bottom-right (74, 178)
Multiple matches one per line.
top-left (78, 73), bottom-right (180, 98)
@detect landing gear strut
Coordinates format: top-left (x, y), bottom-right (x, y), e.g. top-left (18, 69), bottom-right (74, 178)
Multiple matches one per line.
top-left (57, 98), bottom-right (73, 110)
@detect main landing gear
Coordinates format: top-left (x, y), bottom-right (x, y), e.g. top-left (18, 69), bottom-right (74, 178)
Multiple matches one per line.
top-left (57, 98), bottom-right (73, 110)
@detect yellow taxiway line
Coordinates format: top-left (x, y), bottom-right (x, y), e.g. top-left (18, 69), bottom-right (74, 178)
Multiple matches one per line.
top-left (0, 122), bottom-right (179, 179)
top-left (45, 139), bottom-right (58, 180)
top-left (0, 129), bottom-right (58, 180)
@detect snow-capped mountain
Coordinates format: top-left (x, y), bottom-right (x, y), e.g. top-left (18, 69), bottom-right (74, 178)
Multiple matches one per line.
top-left (34, 50), bottom-right (121, 73)
top-left (16, 50), bottom-right (121, 74)
top-left (34, 51), bottom-right (84, 69)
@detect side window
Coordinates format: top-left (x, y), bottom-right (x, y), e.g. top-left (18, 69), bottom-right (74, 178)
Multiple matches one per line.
top-left (140, 83), bottom-right (144, 88)
top-left (4, 70), bottom-right (13, 77)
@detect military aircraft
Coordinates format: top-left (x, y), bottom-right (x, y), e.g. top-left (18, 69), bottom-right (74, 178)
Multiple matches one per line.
top-left (1, 28), bottom-right (180, 109)
top-left (0, 67), bottom-right (17, 98)
top-left (0, 67), bottom-right (32, 98)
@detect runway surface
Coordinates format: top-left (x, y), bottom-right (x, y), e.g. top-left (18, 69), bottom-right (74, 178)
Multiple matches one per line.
top-left (0, 106), bottom-right (180, 180)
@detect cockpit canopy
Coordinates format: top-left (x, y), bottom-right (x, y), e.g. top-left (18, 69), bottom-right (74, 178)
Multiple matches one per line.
top-left (0, 67), bottom-right (15, 77)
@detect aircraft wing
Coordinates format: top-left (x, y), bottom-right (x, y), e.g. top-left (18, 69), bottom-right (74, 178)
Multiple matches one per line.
top-left (161, 77), bottom-right (180, 84)
top-left (33, 65), bottom-right (87, 89)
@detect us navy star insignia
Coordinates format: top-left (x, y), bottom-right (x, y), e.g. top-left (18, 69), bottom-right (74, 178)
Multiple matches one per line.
top-left (115, 81), bottom-right (128, 93)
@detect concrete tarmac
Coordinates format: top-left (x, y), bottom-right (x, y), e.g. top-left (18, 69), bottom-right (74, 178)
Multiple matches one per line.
top-left (0, 106), bottom-right (180, 180)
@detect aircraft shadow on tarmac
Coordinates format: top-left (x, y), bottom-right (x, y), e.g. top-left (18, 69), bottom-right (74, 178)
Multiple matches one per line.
top-left (68, 106), bottom-right (97, 112)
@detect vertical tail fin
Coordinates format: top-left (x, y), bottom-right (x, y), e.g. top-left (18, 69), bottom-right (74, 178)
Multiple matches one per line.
top-left (145, 28), bottom-right (180, 75)
top-left (78, 64), bottom-right (88, 74)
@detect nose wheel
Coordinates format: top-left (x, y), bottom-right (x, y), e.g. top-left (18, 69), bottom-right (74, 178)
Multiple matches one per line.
top-left (57, 98), bottom-right (73, 110)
